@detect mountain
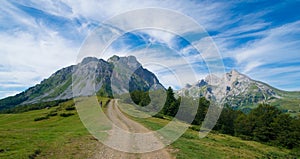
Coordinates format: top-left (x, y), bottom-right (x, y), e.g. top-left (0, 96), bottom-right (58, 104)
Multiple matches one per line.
top-left (1, 57), bottom-right (299, 114)
top-left (177, 70), bottom-right (300, 112)
top-left (0, 55), bottom-right (164, 110)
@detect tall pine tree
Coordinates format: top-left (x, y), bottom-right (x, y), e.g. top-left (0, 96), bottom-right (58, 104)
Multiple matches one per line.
top-left (162, 87), bottom-right (179, 117)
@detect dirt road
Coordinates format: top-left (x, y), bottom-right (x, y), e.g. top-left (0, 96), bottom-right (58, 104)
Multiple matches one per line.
top-left (93, 100), bottom-right (173, 159)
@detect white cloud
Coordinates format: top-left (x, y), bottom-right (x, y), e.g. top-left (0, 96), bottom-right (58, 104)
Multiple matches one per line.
top-left (0, 91), bottom-right (21, 98)
top-left (222, 21), bottom-right (300, 90)
top-left (232, 21), bottom-right (300, 72)
top-left (106, 44), bottom-right (208, 88)
top-left (142, 30), bottom-right (175, 47)
top-left (0, 0), bottom-right (39, 29)
top-left (1, 0), bottom-right (299, 99)
top-left (242, 60), bottom-right (263, 73)
top-left (59, 0), bottom-right (228, 26)
top-left (0, 27), bottom-right (78, 97)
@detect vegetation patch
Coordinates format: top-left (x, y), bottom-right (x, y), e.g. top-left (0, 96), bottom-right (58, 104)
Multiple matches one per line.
top-left (65, 106), bottom-right (76, 111)
top-left (34, 116), bottom-right (49, 121)
top-left (152, 113), bottom-right (164, 119)
top-left (0, 99), bottom-right (69, 114)
top-left (0, 98), bottom-right (106, 158)
top-left (125, 87), bottom-right (300, 150)
top-left (28, 149), bottom-right (41, 159)
top-left (47, 111), bottom-right (58, 117)
top-left (128, 112), bottom-right (294, 158)
top-left (119, 88), bottom-right (299, 158)
top-left (60, 113), bottom-right (75, 117)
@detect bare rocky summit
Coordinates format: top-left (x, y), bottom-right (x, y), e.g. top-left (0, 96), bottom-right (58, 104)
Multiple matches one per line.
top-left (177, 70), bottom-right (299, 111)
top-left (0, 55), bottom-right (164, 110)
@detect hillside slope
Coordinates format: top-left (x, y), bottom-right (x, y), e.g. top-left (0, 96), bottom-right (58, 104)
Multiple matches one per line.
top-left (0, 100), bottom-right (297, 158)
top-left (0, 55), bottom-right (164, 110)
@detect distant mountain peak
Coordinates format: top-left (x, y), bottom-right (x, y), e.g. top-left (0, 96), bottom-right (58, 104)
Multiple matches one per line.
top-left (229, 69), bottom-right (239, 74)
top-left (177, 70), bottom-right (300, 111)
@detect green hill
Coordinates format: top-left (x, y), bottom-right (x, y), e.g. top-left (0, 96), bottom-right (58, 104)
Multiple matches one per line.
top-left (0, 99), bottom-right (100, 159)
top-left (0, 99), bottom-right (298, 158)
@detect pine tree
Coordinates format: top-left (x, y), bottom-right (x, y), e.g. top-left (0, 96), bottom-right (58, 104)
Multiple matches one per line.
top-left (192, 97), bottom-right (209, 125)
top-left (162, 87), bottom-right (179, 117)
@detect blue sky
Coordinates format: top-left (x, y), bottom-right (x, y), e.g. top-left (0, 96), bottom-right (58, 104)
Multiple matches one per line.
top-left (0, 0), bottom-right (300, 99)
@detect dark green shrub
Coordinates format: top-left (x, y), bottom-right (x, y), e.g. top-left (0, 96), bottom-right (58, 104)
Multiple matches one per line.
top-left (65, 106), bottom-right (75, 111)
top-left (28, 149), bottom-right (41, 159)
top-left (189, 125), bottom-right (200, 131)
top-left (153, 113), bottom-right (164, 119)
top-left (47, 111), bottom-right (58, 117)
top-left (1, 99), bottom-right (69, 114)
top-left (34, 116), bottom-right (49, 121)
top-left (60, 113), bottom-right (74, 117)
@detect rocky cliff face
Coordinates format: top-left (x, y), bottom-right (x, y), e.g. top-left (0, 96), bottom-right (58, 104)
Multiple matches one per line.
top-left (177, 70), bottom-right (283, 109)
top-left (0, 55), bottom-right (164, 110)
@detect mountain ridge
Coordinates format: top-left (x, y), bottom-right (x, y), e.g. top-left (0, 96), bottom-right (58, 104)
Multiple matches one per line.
top-left (1, 56), bottom-right (299, 114)
top-left (0, 55), bottom-right (164, 110)
top-left (177, 69), bottom-right (300, 113)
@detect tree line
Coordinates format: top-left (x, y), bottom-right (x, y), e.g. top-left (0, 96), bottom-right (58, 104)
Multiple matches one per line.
top-left (215, 104), bottom-right (300, 149)
top-left (128, 87), bottom-right (300, 150)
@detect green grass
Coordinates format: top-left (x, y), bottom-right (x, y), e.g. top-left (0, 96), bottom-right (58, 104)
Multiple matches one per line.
top-left (138, 118), bottom-right (294, 158)
top-left (272, 98), bottom-right (300, 111)
top-left (119, 102), bottom-right (297, 159)
top-left (0, 97), bottom-right (109, 159)
top-left (0, 98), bottom-right (298, 158)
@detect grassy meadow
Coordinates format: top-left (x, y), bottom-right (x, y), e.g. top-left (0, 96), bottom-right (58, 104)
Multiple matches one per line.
top-left (0, 99), bottom-right (298, 158)
top-left (118, 102), bottom-right (298, 159)
top-left (0, 98), bottom-right (109, 159)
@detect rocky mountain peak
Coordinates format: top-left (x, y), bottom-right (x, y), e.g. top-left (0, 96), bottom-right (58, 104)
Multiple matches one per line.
top-left (177, 69), bottom-right (287, 109)
top-left (0, 55), bottom-right (164, 109)
top-left (229, 69), bottom-right (239, 75)
top-left (108, 55), bottom-right (141, 69)
top-left (205, 74), bottom-right (221, 85)
top-left (81, 57), bottom-right (99, 65)
top-left (107, 55), bottom-right (120, 62)
top-left (195, 79), bottom-right (207, 87)
top-left (226, 69), bottom-right (248, 81)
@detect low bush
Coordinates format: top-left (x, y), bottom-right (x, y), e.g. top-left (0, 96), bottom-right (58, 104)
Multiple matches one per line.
top-left (189, 125), bottom-right (200, 131)
top-left (153, 113), bottom-right (164, 119)
top-left (28, 149), bottom-right (41, 159)
top-left (34, 116), bottom-right (49, 121)
top-left (60, 113), bottom-right (74, 117)
top-left (47, 111), bottom-right (58, 117)
top-left (65, 106), bottom-right (75, 111)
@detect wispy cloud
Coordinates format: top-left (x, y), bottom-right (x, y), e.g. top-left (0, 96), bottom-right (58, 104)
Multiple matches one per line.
top-left (0, 29), bottom-right (77, 95)
top-left (233, 21), bottom-right (300, 71)
top-left (0, 0), bottom-right (300, 98)
top-left (0, 1), bottom-right (80, 98)
top-left (228, 21), bottom-right (300, 90)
